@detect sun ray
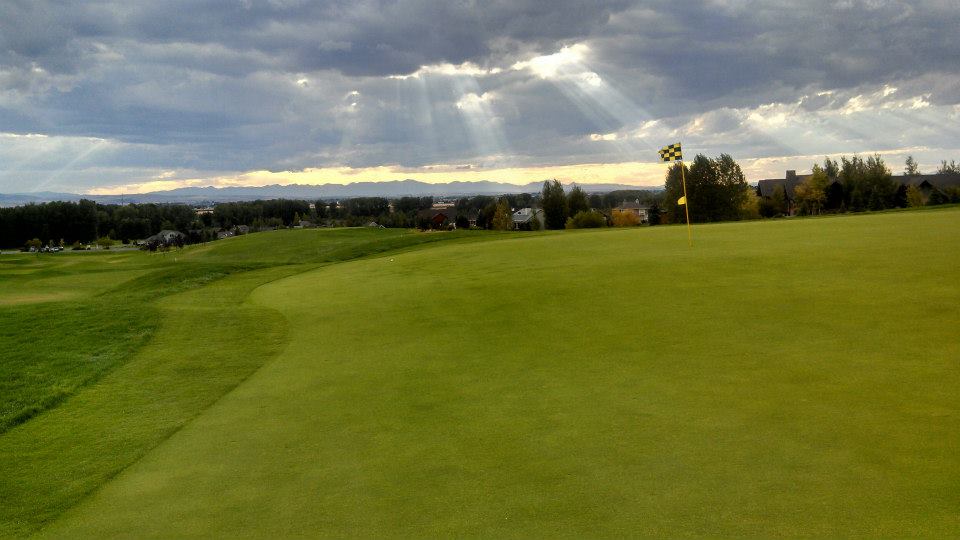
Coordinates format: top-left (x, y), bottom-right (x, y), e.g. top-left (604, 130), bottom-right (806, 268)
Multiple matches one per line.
top-left (450, 75), bottom-right (508, 165)
top-left (33, 138), bottom-right (109, 192)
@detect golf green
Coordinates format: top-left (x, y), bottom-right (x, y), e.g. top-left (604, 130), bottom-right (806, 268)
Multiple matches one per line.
top-left (37, 210), bottom-right (959, 537)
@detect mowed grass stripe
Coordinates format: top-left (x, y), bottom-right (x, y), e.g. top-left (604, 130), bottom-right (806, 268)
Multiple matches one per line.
top-left (40, 209), bottom-right (960, 537)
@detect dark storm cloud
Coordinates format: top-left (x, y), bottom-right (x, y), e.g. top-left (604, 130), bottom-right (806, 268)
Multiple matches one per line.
top-left (1, 0), bottom-right (959, 191)
top-left (596, 1), bottom-right (960, 113)
top-left (1, 0), bottom-right (630, 76)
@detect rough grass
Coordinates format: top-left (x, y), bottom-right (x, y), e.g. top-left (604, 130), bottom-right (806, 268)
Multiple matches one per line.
top-left (34, 209), bottom-right (960, 537)
top-left (0, 228), bottom-right (500, 537)
top-left (0, 254), bottom-right (162, 432)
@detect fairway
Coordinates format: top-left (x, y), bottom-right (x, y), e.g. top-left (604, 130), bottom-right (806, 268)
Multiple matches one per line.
top-left (24, 210), bottom-right (960, 537)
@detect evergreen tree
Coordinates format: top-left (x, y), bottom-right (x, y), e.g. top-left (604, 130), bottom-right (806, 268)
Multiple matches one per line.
top-left (541, 179), bottom-right (569, 230)
top-left (567, 185), bottom-right (589, 216)
top-left (647, 202), bottom-right (661, 225)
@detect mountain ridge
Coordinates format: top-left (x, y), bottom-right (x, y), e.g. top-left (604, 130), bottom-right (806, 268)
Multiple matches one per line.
top-left (1, 179), bottom-right (662, 206)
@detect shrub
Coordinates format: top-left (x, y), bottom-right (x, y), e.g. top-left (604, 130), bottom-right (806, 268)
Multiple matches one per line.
top-left (611, 209), bottom-right (641, 227)
top-left (97, 236), bottom-right (115, 249)
top-left (565, 210), bottom-right (607, 229)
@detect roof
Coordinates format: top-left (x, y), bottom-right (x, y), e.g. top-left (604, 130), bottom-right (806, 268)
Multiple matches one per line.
top-left (418, 208), bottom-right (457, 220)
top-left (512, 208), bottom-right (540, 223)
top-left (145, 230), bottom-right (185, 243)
top-left (616, 201), bottom-right (650, 211)
top-left (756, 175), bottom-right (810, 199)
top-left (758, 171), bottom-right (960, 199)
top-left (897, 173), bottom-right (960, 189)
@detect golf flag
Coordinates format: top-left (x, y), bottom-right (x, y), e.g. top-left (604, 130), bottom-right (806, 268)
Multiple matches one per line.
top-left (659, 142), bottom-right (682, 162)
top-left (659, 141), bottom-right (692, 246)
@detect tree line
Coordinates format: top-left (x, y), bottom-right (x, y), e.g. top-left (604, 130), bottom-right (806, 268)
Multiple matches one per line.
top-left (5, 152), bottom-right (956, 248)
top-left (0, 201), bottom-right (197, 249)
top-left (535, 153), bottom-right (753, 229)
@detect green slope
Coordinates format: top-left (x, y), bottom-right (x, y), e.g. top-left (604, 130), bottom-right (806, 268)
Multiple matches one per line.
top-left (39, 210), bottom-right (960, 537)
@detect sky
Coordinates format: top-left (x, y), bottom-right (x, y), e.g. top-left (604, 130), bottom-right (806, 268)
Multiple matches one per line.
top-left (1, 0), bottom-right (959, 194)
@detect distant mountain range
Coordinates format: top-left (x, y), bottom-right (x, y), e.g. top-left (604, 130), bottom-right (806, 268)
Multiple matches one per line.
top-left (0, 180), bottom-right (661, 206)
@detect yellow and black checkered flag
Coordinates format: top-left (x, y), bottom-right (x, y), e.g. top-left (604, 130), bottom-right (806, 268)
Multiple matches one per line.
top-left (658, 143), bottom-right (682, 162)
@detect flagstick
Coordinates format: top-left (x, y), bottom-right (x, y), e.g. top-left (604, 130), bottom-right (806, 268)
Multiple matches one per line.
top-left (680, 156), bottom-right (692, 247)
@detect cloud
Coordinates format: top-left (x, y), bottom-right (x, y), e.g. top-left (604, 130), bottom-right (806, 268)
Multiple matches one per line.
top-left (0, 1), bottom-right (958, 193)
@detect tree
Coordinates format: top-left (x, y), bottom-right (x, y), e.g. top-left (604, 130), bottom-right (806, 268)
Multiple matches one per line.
top-left (840, 156), bottom-right (866, 211)
top-left (97, 236), bottom-right (116, 249)
top-left (759, 185), bottom-right (788, 217)
top-left (938, 160), bottom-right (960, 175)
top-left (588, 193), bottom-right (603, 209)
top-left (567, 185), bottom-right (589, 216)
top-left (864, 154), bottom-right (896, 210)
top-left (455, 214), bottom-right (470, 229)
top-left (794, 164), bottom-right (828, 215)
top-left (740, 190), bottom-right (761, 220)
top-left (905, 155), bottom-right (920, 177)
top-left (662, 162), bottom-right (688, 223)
top-left (541, 179), bottom-right (569, 230)
top-left (647, 202), bottom-right (661, 225)
top-left (477, 200), bottom-right (498, 229)
top-left (906, 185), bottom-right (924, 208)
top-left (565, 210), bottom-right (606, 229)
top-left (527, 211), bottom-right (542, 231)
top-left (491, 198), bottom-right (513, 231)
top-left (928, 188), bottom-right (949, 205)
top-left (662, 154), bottom-right (748, 223)
top-left (24, 238), bottom-right (42, 252)
top-left (823, 157), bottom-right (839, 179)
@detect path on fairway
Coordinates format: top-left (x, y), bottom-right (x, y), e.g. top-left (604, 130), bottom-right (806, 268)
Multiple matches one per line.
top-left (40, 211), bottom-right (960, 537)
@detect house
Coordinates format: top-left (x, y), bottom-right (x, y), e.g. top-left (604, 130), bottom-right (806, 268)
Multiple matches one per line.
top-left (418, 208), bottom-right (457, 229)
top-left (511, 208), bottom-right (542, 229)
top-left (897, 173), bottom-right (960, 203)
top-left (464, 211), bottom-right (478, 228)
top-left (756, 170), bottom-right (812, 215)
top-left (615, 200), bottom-right (651, 223)
top-left (757, 169), bottom-right (960, 213)
top-left (143, 230), bottom-right (186, 250)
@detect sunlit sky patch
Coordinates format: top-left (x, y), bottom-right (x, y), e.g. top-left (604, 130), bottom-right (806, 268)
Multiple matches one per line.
top-left (1, 1), bottom-right (959, 194)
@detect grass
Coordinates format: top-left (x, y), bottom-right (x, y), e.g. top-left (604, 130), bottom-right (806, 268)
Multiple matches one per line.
top-left (1, 213), bottom-right (958, 537)
top-left (0, 229), bottom-right (499, 435)
top-left (0, 253), bottom-right (163, 432)
top-left (0, 228), bottom-right (497, 537)
top-left (16, 210), bottom-right (958, 537)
